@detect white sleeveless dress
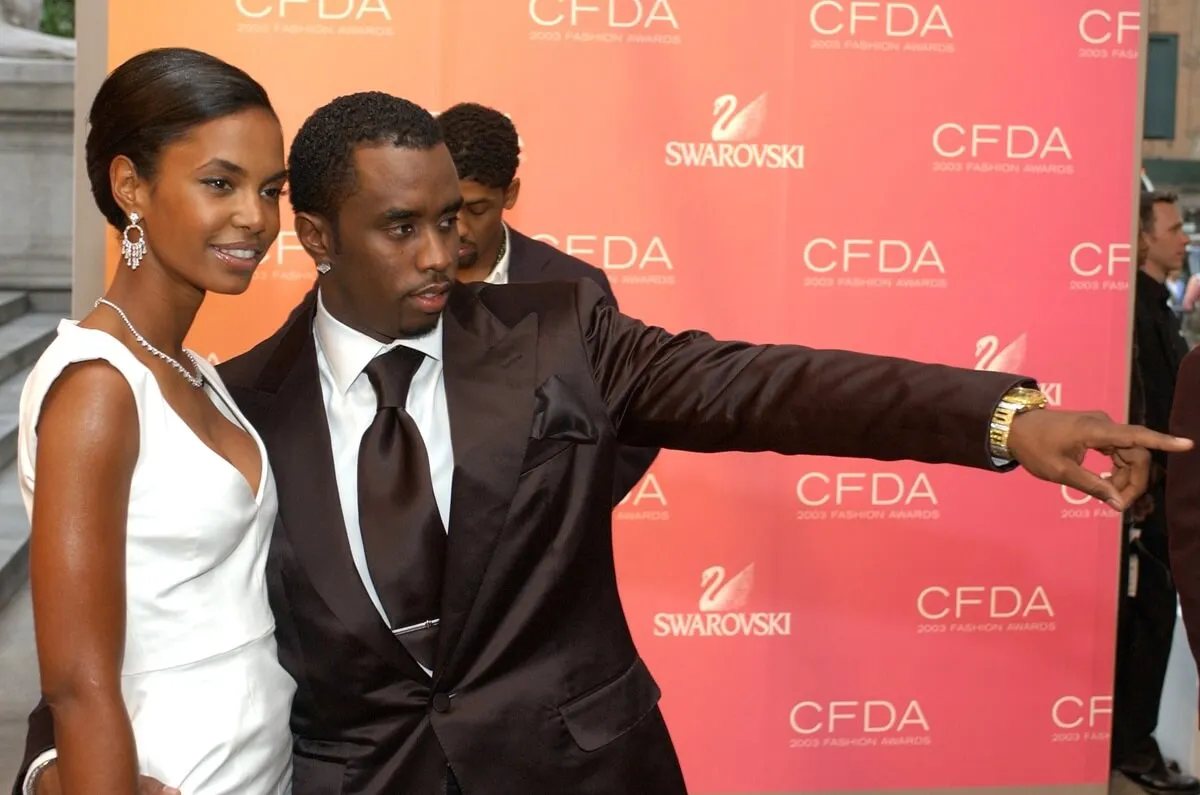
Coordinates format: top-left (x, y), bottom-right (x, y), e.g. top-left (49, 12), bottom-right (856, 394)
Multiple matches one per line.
top-left (17, 321), bottom-right (296, 794)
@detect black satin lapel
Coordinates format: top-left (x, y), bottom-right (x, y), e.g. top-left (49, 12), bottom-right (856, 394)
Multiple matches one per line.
top-left (258, 328), bottom-right (427, 680)
top-left (433, 301), bottom-right (538, 679)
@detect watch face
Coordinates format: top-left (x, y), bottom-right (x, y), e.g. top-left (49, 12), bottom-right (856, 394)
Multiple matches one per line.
top-left (1017, 393), bottom-right (1048, 410)
top-left (1012, 388), bottom-right (1047, 406)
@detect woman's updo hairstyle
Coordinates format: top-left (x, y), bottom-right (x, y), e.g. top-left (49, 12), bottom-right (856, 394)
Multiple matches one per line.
top-left (85, 47), bottom-right (276, 231)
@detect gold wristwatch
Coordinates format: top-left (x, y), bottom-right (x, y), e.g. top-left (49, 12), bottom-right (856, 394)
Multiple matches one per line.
top-left (989, 386), bottom-right (1049, 460)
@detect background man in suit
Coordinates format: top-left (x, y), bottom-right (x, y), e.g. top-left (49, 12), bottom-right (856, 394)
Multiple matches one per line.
top-left (18, 91), bottom-right (1189, 795)
top-left (1115, 191), bottom-right (1199, 794)
top-left (435, 101), bottom-right (656, 503)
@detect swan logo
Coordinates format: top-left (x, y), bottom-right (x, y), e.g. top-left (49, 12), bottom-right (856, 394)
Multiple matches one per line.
top-left (915, 585), bottom-right (1056, 634)
top-left (808, 1), bottom-right (953, 54)
top-left (664, 93), bottom-right (804, 170)
top-left (972, 335), bottom-right (1062, 406)
top-left (974, 333), bottom-right (1025, 373)
top-left (233, 0), bottom-right (394, 35)
top-left (652, 563), bottom-right (792, 637)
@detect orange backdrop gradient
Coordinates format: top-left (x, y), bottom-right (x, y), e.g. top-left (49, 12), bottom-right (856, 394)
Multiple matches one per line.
top-left (99, 2), bottom-right (1142, 791)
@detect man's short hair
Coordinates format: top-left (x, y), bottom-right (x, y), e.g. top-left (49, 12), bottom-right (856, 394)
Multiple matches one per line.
top-left (288, 91), bottom-right (443, 222)
top-left (1140, 189), bottom-right (1179, 237)
top-left (437, 102), bottom-right (520, 189)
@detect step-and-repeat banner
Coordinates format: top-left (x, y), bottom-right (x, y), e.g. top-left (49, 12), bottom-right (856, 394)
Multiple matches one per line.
top-left (99, 2), bottom-right (1142, 792)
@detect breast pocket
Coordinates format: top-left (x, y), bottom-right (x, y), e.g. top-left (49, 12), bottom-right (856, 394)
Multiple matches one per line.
top-left (519, 438), bottom-right (577, 475)
top-left (521, 375), bottom-right (602, 475)
top-left (557, 657), bottom-right (663, 752)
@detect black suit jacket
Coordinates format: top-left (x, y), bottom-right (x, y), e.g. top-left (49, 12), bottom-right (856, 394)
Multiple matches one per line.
top-left (504, 226), bottom-right (658, 503)
top-left (1168, 348), bottom-right (1200, 689)
top-left (1133, 270), bottom-right (1189, 533)
top-left (15, 278), bottom-right (1029, 795)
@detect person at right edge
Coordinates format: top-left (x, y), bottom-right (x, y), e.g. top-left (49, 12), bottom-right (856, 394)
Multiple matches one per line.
top-left (1123, 190), bottom-right (1199, 794)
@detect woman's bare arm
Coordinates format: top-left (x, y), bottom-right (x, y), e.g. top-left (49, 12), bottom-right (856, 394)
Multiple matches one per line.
top-left (29, 360), bottom-right (140, 795)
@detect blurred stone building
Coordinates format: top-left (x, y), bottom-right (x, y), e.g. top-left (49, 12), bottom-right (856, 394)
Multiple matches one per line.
top-left (1142, 0), bottom-right (1200, 214)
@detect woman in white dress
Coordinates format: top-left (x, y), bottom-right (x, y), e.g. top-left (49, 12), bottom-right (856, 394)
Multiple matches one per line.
top-left (18, 47), bottom-right (295, 794)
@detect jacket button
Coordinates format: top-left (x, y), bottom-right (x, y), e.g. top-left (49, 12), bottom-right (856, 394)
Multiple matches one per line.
top-left (431, 693), bottom-right (452, 713)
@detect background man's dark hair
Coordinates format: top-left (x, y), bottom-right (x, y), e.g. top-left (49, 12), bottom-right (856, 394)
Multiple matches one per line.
top-left (1139, 190), bottom-right (1180, 266)
top-left (437, 102), bottom-right (520, 189)
top-left (1140, 189), bottom-right (1179, 236)
top-left (85, 47), bottom-right (275, 231)
top-left (288, 91), bottom-right (444, 223)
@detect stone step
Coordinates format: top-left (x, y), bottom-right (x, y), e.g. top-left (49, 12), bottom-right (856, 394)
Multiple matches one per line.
top-left (0, 460), bottom-right (25, 614)
top-left (0, 311), bottom-right (60, 612)
top-left (0, 292), bottom-right (30, 328)
top-left (0, 313), bottom-right (57, 388)
top-left (0, 364), bottom-right (33, 479)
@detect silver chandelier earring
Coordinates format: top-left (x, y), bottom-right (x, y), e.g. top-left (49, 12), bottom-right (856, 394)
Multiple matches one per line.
top-left (316, 261), bottom-right (332, 275)
top-left (122, 212), bottom-right (147, 270)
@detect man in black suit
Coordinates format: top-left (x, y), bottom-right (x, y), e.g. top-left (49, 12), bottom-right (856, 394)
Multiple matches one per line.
top-left (436, 101), bottom-right (657, 502)
top-left (16, 92), bottom-right (1188, 795)
top-left (1123, 191), bottom-right (1200, 794)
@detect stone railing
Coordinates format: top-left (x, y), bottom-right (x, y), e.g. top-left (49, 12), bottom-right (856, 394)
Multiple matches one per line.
top-left (0, 18), bottom-right (74, 292)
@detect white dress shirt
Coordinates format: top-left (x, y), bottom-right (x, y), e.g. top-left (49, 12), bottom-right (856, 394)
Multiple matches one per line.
top-left (482, 222), bottom-right (512, 285)
top-left (312, 289), bottom-right (455, 637)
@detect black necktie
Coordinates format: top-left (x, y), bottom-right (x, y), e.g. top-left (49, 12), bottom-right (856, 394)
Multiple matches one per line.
top-left (357, 345), bottom-right (446, 671)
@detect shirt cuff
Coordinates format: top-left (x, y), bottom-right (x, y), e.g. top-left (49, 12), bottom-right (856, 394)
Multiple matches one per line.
top-left (23, 749), bottom-right (57, 795)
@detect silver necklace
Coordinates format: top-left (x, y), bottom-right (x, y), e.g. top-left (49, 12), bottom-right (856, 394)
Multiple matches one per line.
top-left (94, 298), bottom-right (205, 388)
top-left (494, 225), bottom-right (507, 266)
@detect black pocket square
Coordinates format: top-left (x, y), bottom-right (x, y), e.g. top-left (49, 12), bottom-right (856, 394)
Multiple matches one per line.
top-left (530, 375), bottom-right (600, 443)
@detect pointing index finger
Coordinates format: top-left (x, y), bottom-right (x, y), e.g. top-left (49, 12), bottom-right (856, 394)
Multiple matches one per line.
top-left (1087, 423), bottom-right (1192, 453)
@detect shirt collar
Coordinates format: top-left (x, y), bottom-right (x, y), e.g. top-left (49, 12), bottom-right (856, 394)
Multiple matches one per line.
top-left (483, 222), bottom-right (512, 285)
top-left (314, 288), bottom-right (444, 396)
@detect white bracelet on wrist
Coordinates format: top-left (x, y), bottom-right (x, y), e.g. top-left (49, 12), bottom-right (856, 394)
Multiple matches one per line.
top-left (22, 751), bottom-right (57, 795)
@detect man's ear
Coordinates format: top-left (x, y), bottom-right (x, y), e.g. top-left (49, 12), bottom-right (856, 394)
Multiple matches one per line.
top-left (503, 178), bottom-right (520, 211)
top-left (295, 212), bottom-right (336, 264)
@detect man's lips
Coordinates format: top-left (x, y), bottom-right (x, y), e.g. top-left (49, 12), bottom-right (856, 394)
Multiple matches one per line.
top-left (412, 283), bottom-right (450, 298)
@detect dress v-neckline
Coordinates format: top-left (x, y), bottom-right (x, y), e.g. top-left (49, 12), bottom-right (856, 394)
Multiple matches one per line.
top-left (67, 322), bottom-right (268, 506)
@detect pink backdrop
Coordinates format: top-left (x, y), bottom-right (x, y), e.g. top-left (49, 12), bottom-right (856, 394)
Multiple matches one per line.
top-left (104, 1), bottom-right (1143, 791)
